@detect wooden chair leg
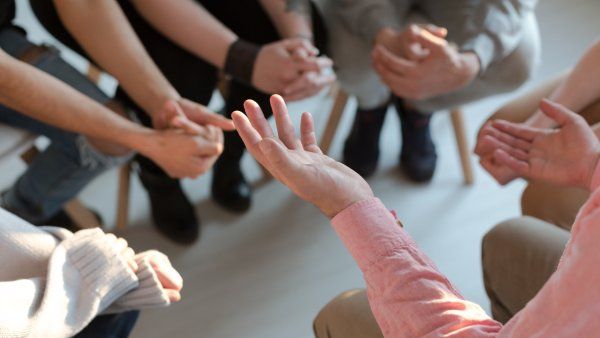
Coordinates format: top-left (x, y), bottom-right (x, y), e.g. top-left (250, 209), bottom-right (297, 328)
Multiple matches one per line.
top-left (116, 163), bottom-right (131, 230)
top-left (64, 200), bottom-right (102, 229)
top-left (86, 63), bottom-right (102, 84)
top-left (319, 88), bottom-right (349, 155)
top-left (450, 109), bottom-right (474, 185)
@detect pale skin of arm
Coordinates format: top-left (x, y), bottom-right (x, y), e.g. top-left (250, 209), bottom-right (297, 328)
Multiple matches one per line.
top-left (0, 50), bottom-right (225, 178)
top-left (525, 40), bottom-right (600, 128)
top-left (128, 0), bottom-right (333, 101)
top-left (53, 0), bottom-right (180, 118)
top-left (259, 0), bottom-right (313, 42)
top-left (128, 0), bottom-right (236, 69)
top-left (0, 49), bottom-right (149, 155)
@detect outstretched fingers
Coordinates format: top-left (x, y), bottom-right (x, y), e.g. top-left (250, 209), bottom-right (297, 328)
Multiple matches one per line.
top-left (243, 100), bottom-right (274, 138)
top-left (270, 95), bottom-right (302, 149)
top-left (232, 111), bottom-right (266, 164)
top-left (300, 112), bottom-right (322, 154)
top-left (486, 125), bottom-right (533, 152)
top-left (491, 120), bottom-right (539, 142)
top-left (493, 149), bottom-right (530, 177)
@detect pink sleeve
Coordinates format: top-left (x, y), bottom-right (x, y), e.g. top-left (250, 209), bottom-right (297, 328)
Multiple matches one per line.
top-left (331, 198), bottom-right (503, 337)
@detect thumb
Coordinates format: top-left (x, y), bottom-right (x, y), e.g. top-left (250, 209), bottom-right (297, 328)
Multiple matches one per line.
top-left (169, 115), bottom-right (204, 135)
top-left (418, 24), bottom-right (448, 38)
top-left (282, 38), bottom-right (319, 55)
top-left (539, 98), bottom-right (579, 127)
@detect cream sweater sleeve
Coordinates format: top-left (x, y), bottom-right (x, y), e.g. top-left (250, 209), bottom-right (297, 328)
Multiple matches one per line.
top-left (0, 209), bottom-right (139, 338)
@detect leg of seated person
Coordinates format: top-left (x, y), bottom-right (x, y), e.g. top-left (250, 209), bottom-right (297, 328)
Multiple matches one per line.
top-left (521, 182), bottom-right (589, 231)
top-left (74, 311), bottom-right (140, 338)
top-left (482, 217), bottom-right (569, 323)
top-left (0, 29), bottom-right (130, 224)
top-left (313, 289), bottom-right (383, 338)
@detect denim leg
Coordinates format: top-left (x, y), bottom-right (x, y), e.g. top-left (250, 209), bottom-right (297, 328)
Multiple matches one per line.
top-left (0, 28), bottom-right (130, 223)
top-left (2, 130), bottom-right (129, 223)
top-left (74, 311), bottom-right (140, 338)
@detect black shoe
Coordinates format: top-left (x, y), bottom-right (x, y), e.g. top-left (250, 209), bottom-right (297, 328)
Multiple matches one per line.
top-left (138, 167), bottom-right (199, 245)
top-left (211, 157), bottom-right (252, 213)
top-left (42, 208), bottom-right (105, 231)
top-left (342, 105), bottom-right (388, 178)
top-left (395, 100), bottom-right (437, 182)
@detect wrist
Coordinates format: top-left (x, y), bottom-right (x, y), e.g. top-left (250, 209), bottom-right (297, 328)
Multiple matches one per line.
top-left (459, 52), bottom-right (480, 84)
top-left (374, 27), bottom-right (398, 47)
top-left (224, 39), bottom-right (261, 85)
top-left (121, 126), bottom-right (159, 157)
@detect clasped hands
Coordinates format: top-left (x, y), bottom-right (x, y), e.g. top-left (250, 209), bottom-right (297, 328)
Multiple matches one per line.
top-left (253, 38), bottom-right (335, 101)
top-left (372, 24), bottom-right (480, 101)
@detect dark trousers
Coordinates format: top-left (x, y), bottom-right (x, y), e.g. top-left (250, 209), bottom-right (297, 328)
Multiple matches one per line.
top-left (75, 311), bottom-right (139, 338)
top-left (29, 0), bottom-right (325, 179)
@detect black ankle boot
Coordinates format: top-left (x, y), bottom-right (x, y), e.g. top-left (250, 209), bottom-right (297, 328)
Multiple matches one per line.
top-left (137, 161), bottom-right (199, 245)
top-left (395, 99), bottom-right (437, 182)
top-left (211, 131), bottom-right (252, 213)
top-left (342, 105), bottom-right (388, 178)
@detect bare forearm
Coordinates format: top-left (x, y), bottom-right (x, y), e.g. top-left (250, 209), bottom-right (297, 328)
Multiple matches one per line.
top-left (54, 0), bottom-right (179, 117)
top-left (260, 0), bottom-right (313, 41)
top-left (527, 40), bottom-right (600, 128)
top-left (0, 51), bottom-right (153, 153)
top-left (130, 0), bottom-right (236, 69)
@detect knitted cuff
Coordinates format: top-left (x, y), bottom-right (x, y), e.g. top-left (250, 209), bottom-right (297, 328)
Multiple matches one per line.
top-left (224, 39), bottom-right (261, 85)
top-left (104, 250), bottom-right (172, 314)
top-left (65, 229), bottom-right (139, 312)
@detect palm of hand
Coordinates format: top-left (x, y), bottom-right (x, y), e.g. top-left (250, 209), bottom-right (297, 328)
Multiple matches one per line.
top-left (233, 95), bottom-right (374, 218)
top-left (528, 122), bottom-right (599, 187)
top-left (489, 100), bottom-right (600, 189)
top-left (275, 147), bottom-right (371, 218)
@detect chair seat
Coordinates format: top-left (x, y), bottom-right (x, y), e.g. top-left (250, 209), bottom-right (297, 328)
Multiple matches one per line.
top-left (0, 124), bottom-right (36, 161)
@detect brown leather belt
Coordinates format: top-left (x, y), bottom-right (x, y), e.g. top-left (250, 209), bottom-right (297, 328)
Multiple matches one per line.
top-left (17, 44), bottom-right (52, 65)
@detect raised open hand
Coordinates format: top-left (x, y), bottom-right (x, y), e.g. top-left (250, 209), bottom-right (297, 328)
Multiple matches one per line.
top-left (484, 99), bottom-right (600, 190)
top-left (232, 94), bottom-right (373, 218)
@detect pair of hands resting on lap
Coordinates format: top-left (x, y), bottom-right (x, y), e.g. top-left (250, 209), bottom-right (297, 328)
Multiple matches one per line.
top-left (372, 24), bottom-right (480, 101)
top-left (253, 38), bottom-right (335, 102)
top-left (476, 99), bottom-right (600, 190)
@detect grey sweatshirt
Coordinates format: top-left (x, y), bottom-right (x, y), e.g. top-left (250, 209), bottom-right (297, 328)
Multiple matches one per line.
top-left (334, 0), bottom-right (537, 72)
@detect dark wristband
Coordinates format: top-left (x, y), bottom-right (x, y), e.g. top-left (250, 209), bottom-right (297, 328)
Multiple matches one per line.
top-left (224, 39), bottom-right (261, 85)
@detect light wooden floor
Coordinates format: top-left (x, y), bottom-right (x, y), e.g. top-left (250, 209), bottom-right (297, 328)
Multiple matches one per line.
top-left (2, 0), bottom-right (599, 337)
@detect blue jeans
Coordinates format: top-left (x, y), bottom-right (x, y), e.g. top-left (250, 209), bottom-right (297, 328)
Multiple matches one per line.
top-left (75, 311), bottom-right (140, 338)
top-left (0, 27), bottom-right (129, 223)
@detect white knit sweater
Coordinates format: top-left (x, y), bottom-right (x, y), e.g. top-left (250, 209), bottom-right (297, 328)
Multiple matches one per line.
top-left (0, 208), bottom-right (172, 338)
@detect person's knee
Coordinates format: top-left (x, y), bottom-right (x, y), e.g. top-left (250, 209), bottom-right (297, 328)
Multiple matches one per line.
top-left (314, 289), bottom-right (382, 338)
